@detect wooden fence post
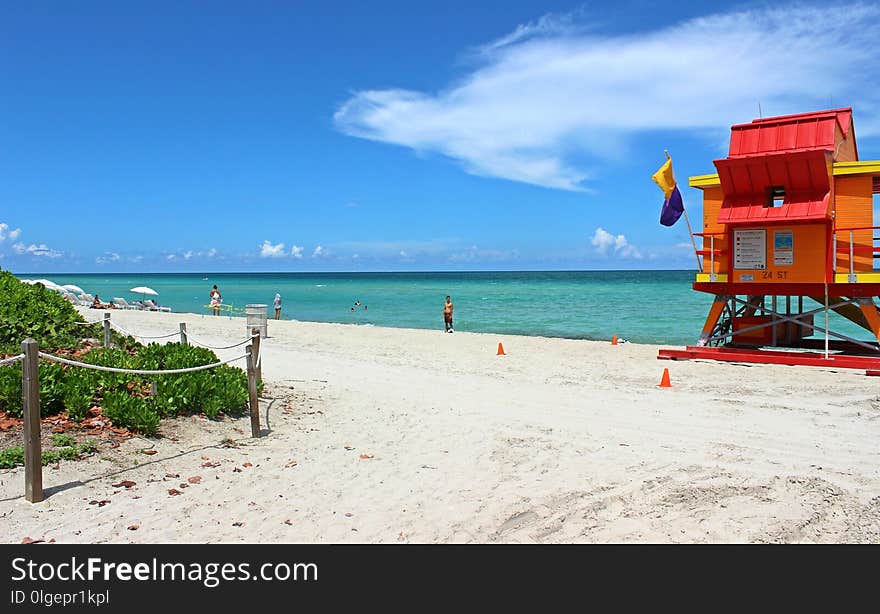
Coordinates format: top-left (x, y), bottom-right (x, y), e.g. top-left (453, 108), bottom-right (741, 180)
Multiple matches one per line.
top-left (103, 312), bottom-right (111, 348)
top-left (22, 338), bottom-right (43, 503)
top-left (251, 327), bottom-right (262, 385)
top-left (246, 344), bottom-right (261, 438)
top-left (179, 322), bottom-right (188, 345)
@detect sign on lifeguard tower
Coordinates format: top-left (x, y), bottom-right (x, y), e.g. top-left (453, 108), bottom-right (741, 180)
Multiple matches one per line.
top-left (658, 108), bottom-right (880, 372)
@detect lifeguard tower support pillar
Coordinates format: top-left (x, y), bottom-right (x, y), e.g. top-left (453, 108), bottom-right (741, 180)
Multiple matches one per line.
top-left (659, 108), bottom-right (880, 371)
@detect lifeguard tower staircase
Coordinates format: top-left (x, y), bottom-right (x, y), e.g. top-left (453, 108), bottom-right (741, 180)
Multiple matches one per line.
top-left (659, 108), bottom-right (880, 372)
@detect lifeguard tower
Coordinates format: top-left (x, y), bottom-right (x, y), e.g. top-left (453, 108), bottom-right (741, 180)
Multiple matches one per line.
top-left (659, 108), bottom-right (880, 372)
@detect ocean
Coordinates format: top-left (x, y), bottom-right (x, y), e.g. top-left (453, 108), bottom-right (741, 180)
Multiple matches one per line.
top-left (20, 270), bottom-right (869, 346)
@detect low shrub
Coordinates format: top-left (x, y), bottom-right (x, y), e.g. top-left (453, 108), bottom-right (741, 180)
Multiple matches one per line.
top-left (0, 271), bottom-right (86, 349)
top-left (140, 343), bottom-right (249, 419)
top-left (0, 439), bottom-right (96, 469)
top-left (62, 369), bottom-right (94, 422)
top-left (101, 390), bottom-right (160, 436)
top-left (80, 347), bottom-right (145, 393)
top-left (50, 433), bottom-right (76, 447)
top-left (0, 362), bottom-right (67, 417)
top-left (0, 446), bottom-right (23, 469)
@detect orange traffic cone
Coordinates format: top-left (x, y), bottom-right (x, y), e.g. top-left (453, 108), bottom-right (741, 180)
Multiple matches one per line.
top-left (497, 342), bottom-right (506, 356)
top-left (611, 335), bottom-right (618, 345)
top-left (658, 368), bottom-right (672, 388)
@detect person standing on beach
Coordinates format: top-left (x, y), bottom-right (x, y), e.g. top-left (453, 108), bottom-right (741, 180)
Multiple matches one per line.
top-left (209, 285), bottom-right (222, 316)
top-left (274, 293), bottom-right (282, 320)
top-left (443, 295), bottom-right (454, 333)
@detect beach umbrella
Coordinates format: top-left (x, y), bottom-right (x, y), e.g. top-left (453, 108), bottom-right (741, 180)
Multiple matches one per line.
top-left (62, 284), bottom-right (86, 295)
top-left (130, 286), bottom-right (158, 303)
top-left (32, 278), bottom-right (61, 290)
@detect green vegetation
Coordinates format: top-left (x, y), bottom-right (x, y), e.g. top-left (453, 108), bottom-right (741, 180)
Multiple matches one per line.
top-left (0, 272), bottom-right (250, 435)
top-left (0, 362), bottom-right (66, 417)
top-left (0, 446), bottom-right (23, 469)
top-left (102, 391), bottom-right (161, 436)
top-left (0, 271), bottom-right (100, 352)
top-left (50, 433), bottom-right (76, 447)
top-left (0, 439), bottom-right (98, 469)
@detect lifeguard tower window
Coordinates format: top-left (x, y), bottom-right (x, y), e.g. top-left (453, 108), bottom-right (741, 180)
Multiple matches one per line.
top-left (764, 186), bottom-right (785, 208)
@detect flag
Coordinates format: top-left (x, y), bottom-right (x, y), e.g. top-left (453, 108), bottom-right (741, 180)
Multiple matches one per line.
top-left (652, 156), bottom-right (684, 227)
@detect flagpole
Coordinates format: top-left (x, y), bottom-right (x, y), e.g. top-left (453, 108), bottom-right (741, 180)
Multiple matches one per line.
top-left (666, 150), bottom-right (703, 273)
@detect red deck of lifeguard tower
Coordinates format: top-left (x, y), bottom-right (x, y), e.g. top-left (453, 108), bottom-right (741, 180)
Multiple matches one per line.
top-left (658, 108), bottom-right (880, 373)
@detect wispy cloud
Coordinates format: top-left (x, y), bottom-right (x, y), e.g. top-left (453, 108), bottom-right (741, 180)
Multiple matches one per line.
top-left (591, 228), bottom-right (641, 258)
top-left (335, 4), bottom-right (880, 190)
top-left (95, 252), bottom-right (121, 264)
top-left (291, 245), bottom-right (303, 258)
top-left (0, 223), bottom-right (22, 242)
top-left (447, 245), bottom-right (518, 263)
top-left (13, 242), bottom-right (62, 258)
top-left (312, 245), bottom-right (325, 258)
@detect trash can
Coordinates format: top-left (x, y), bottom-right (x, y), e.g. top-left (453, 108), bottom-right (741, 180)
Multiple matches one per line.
top-left (245, 304), bottom-right (268, 338)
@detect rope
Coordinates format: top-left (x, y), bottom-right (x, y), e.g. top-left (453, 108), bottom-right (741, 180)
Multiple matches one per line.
top-left (186, 333), bottom-right (258, 350)
top-left (255, 340), bottom-right (262, 369)
top-left (38, 351), bottom-right (247, 375)
top-left (108, 320), bottom-right (179, 340)
top-left (88, 315), bottom-right (258, 354)
top-left (0, 354), bottom-right (24, 367)
top-left (74, 319), bottom-right (105, 326)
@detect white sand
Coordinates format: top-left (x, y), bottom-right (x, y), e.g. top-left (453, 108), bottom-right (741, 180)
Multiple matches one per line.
top-left (2, 307), bottom-right (880, 543)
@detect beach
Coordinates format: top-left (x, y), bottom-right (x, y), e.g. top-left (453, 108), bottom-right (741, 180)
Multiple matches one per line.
top-left (2, 307), bottom-right (879, 543)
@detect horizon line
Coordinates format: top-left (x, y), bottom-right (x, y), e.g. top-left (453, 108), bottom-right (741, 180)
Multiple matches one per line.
top-left (11, 268), bottom-right (700, 276)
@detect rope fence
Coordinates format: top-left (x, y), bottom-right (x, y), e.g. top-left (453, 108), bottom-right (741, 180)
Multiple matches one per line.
top-left (9, 311), bottom-right (270, 504)
top-left (186, 333), bottom-right (258, 351)
top-left (39, 351), bottom-right (248, 374)
top-left (108, 320), bottom-right (180, 340)
top-left (0, 354), bottom-right (24, 367)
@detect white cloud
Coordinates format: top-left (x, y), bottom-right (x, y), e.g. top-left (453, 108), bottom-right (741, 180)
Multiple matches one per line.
top-left (0, 223), bottom-right (22, 242)
top-left (591, 228), bottom-right (641, 258)
top-left (399, 250), bottom-right (408, 257)
top-left (447, 245), bottom-right (517, 263)
top-left (166, 254), bottom-right (176, 261)
top-left (312, 245), bottom-right (325, 257)
top-left (13, 242), bottom-right (62, 258)
top-left (291, 245), bottom-right (303, 258)
top-left (335, 4), bottom-right (880, 190)
top-left (95, 252), bottom-right (121, 264)
top-left (260, 240), bottom-right (286, 258)
top-left (206, 248), bottom-right (218, 258)
top-left (183, 250), bottom-right (194, 260)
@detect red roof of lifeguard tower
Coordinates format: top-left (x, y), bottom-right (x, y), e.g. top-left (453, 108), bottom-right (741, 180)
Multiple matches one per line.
top-left (728, 108), bottom-right (857, 159)
top-left (713, 108), bottom-right (858, 224)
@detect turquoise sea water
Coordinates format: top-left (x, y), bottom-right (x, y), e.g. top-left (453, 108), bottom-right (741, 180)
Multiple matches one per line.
top-left (16, 270), bottom-right (868, 346)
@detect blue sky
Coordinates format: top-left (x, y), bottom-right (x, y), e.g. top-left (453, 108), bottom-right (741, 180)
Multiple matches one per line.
top-left (2, 0), bottom-right (879, 273)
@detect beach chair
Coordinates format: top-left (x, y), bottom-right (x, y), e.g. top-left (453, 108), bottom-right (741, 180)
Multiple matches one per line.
top-left (144, 299), bottom-right (172, 313)
top-left (112, 297), bottom-right (140, 310)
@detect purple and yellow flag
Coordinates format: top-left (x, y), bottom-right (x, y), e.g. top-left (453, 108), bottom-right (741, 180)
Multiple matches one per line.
top-left (652, 156), bottom-right (684, 227)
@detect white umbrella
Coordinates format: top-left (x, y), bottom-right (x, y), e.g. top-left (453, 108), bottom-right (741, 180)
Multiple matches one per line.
top-left (33, 279), bottom-right (61, 290)
top-left (62, 284), bottom-right (86, 295)
top-left (130, 286), bottom-right (158, 304)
